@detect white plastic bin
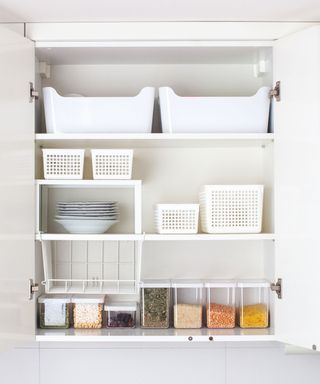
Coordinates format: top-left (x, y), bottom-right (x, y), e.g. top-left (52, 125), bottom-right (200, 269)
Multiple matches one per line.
top-left (91, 149), bottom-right (133, 179)
top-left (42, 149), bottom-right (85, 179)
top-left (43, 87), bottom-right (155, 133)
top-left (154, 204), bottom-right (199, 234)
top-left (200, 185), bottom-right (264, 233)
top-left (159, 87), bottom-right (271, 133)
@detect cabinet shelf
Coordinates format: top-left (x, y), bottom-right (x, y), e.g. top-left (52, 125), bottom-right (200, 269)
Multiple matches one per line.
top-left (36, 233), bottom-right (275, 241)
top-left (36, 179), bottom-right (142, 187)
top-left (36, 327), bottom-right (275, 342)
top-left (35, 133), bottom-right (274, 148)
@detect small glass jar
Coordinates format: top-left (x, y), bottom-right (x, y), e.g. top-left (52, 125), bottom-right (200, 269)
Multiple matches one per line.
top-left (140, 280), bottom-right (171, 329)
top-left (205, 280), bottom-right (236, 329)
top-left (238, 280), bottom-right (270, 328)
top-left (105, 302), bottom-right (137, 328)
top-left (38, 295), bottom-right (71, 329)
top-left (72, 295), bottom-right (105, 329)
top-left (172, 280), bottom-right (203, 329)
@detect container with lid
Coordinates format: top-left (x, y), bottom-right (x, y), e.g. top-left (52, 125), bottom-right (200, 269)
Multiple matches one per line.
top-left (105, 302), bottom-right (137, 328)
top-left (140, 280), bottom-right (171, 329)
top-left (238, 280), bottom-right (270, 328)
top-left (38, 295), bottom-right (71, 329)
top-left (72, 295), bottom-right (105, 329)
top-left (205, 280), bottom-right (236, 329)
top-left (172, 280), bottom-right (203, 329)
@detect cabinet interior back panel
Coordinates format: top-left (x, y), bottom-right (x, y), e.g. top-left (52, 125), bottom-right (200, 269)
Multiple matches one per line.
top-left (134, 147), bottom-right (273, 233)
top-left (141, 240), bottom-right (272, 280)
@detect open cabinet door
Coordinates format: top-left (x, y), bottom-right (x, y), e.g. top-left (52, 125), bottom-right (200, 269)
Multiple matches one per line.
top-left (0, 26), bottom-right (35, 349)
top-left (274, 26), bottom-right (320, 350)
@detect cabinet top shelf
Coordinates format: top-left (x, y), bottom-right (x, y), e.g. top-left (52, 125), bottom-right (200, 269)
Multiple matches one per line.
top-left (35, 133), bottom-right (274, 148)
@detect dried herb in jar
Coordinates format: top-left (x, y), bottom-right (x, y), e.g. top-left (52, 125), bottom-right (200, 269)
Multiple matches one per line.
top-left (141, 288), bottom-right (170, 328)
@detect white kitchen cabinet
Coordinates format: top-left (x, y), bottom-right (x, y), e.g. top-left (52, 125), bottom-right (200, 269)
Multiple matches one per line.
top-left (0, 22), bottom-right (320, 350)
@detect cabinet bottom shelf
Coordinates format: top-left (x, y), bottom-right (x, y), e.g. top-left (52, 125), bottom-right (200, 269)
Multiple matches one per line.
top-left (36, 327), bottom-right (274, 342)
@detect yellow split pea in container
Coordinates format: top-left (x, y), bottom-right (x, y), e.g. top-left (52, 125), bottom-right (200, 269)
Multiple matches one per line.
top-left (238, 280), bottom-right (270, 328)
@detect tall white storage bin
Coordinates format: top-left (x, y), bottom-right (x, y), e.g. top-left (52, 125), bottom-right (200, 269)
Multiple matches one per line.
top-left (43, 87), bottom-right (155, 133)
top-left (159, 87), bottom-right (271, 133)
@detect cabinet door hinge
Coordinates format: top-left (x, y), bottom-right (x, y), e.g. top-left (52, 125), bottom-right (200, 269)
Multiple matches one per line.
top-left (271, 278), bottom-right (282, 299)
top-left (29, 82), bottom-right (39, 103)
top-left (269, 81), bottom-right (280, 102)
top-left (28, 278), bottom-right (39, 300)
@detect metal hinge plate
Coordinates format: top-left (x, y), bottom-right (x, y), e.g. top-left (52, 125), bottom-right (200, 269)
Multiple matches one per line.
top-left (29, 82), bottom-right (39, 103)
top-left (271, 278), bottom-right (282, 299)
top-left (269, 81), bottom-right (280, 102)
top-left (28, 278), bottom-right (39, 300)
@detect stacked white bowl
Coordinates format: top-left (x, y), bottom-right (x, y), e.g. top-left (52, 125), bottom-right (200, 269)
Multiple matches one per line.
top-left (55, 201), bottom-right (119, 234)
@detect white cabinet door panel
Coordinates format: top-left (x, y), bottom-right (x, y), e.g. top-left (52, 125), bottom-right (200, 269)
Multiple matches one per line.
top-left (0, 347), bottom-right (39, 384)
top-left (274, 25), bottom-right (320, 350)
top-left (0, 26), bottom-right (35, 348)
top-left (40, 347), bottom-right (225, 384)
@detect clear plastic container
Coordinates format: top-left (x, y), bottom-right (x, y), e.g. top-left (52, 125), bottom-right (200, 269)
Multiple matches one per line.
top-left (172, 280), bottom-right (203, 329)
top-left (38, 295), bottom-right (71, 329)
top-left (72, 295), bottom-right (105, 329)
top-left (205, 280), bottom-right (236, 329)
top-left (140, 280), bottom-right (171, 329)
top-left (105, 302), bottom-right (137, 328)
top-left (238, 280), bottom-right (270, 328)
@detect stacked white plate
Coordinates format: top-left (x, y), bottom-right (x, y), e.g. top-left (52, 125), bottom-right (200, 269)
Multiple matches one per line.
top-left (55, 201), bottom-right (119, 234)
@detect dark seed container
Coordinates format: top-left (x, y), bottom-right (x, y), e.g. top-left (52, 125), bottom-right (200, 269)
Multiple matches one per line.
top-left (105, 302), bottom-right (137, 328)
top-left (140, 280), bottom-right (171, 329)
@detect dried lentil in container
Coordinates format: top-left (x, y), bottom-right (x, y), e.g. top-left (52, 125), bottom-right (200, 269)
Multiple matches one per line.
top-left (206, 303), bottom-right (235, 329)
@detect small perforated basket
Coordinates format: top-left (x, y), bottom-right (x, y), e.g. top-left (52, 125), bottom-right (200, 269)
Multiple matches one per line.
top-left (155, 204), bottom-right (200, 234)
top-left (91, 149), bottom-right (133, 180)
top-left (200, 185), bottom-right (264, 233)
top-left (42, 149), bottom-right (85, 179)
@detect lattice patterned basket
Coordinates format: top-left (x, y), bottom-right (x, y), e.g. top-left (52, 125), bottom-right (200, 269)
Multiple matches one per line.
top-left (155, 204), bottom-right (200, 234)
top-left (42, 149), bottom-right (85, 179)
top-left (91, 149), bottom-right (133, 180)
top-left (200, 185), bottom-right (264, 233)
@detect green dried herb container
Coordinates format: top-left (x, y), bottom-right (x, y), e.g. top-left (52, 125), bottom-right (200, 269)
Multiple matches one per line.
top-left (140, 280), bottom-right (171, 329)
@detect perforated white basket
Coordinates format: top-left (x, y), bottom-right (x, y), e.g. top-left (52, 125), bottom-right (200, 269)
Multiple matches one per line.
top-left (200, 185), bottom-right (264, 234)
top-left (155, 204), bottom-right (200, 234)
top-left (42, 149), bottom-right (85, 179)
top-left (91, 149), bottom-right (133, 180)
